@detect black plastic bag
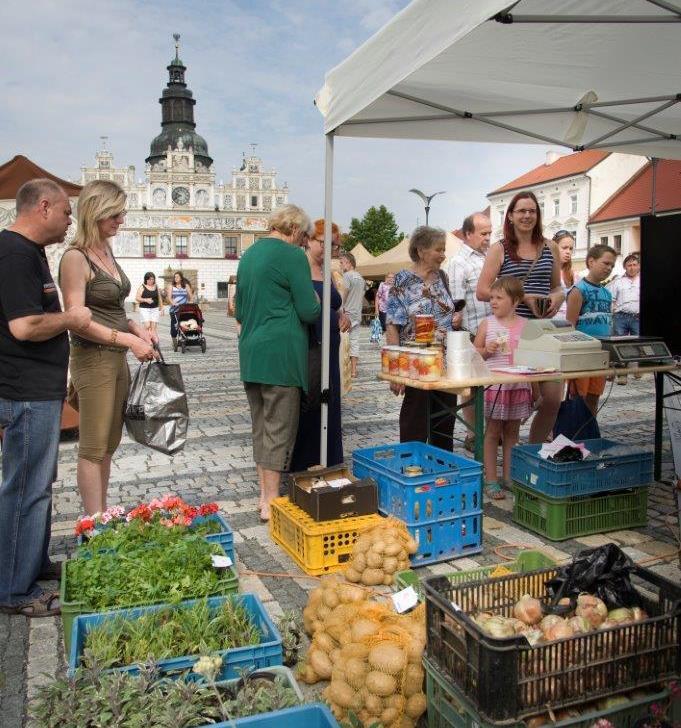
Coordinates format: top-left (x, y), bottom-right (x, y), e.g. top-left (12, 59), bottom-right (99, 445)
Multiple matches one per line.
top-left (549, 445), bottom-right (584, 463)
top-left (545, 544), bottom-right (641, 610)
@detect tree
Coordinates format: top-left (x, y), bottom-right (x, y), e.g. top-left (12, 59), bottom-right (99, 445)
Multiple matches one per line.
top-left (344, 205), bottom-right (402, 255)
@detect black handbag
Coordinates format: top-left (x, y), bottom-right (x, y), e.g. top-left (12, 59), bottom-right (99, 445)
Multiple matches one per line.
top-left (301, 326), bottom-right (321, 413)
top-left (553, 383), bottom-right (601, 441)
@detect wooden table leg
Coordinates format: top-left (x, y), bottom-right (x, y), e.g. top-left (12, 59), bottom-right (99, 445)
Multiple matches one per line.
top-left (473, 386), bottom-right (484, 463)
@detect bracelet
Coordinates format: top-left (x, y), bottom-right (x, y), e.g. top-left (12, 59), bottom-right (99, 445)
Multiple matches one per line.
top-left (110, 328), bottom-right (119, 346)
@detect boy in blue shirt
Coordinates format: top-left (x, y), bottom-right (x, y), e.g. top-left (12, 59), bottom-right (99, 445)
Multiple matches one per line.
top-left (566, 244), bottom-right (617, 415)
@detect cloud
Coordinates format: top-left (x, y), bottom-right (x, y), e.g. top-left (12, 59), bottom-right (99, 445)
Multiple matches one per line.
top-left (2, 0), bottom-right (553, 231)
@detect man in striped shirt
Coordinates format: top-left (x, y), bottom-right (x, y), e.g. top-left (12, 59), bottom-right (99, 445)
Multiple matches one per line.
top-left (447, 212), bottom-right (492, 450)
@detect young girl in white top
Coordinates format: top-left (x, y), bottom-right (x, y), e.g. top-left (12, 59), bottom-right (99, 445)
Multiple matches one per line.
top-left (474, 276), bottom-right (533, 499)
top-left (553, 231), bottom-right (578, 319)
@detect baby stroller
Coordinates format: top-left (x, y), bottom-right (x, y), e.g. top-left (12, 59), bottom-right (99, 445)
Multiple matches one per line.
top-left (172, 303), bottom-right (206, 354)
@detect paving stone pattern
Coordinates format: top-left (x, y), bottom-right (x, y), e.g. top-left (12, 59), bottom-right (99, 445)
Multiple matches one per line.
top-left (1, 306), bottom-right (679, 726)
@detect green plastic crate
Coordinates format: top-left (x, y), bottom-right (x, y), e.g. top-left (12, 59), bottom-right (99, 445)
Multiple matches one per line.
top-left (424, 655), bottom-right (675, 728)
top-left (511, 482), bottom-right (648, 541)
top-left (60, 554), bottom-right (238, 656)
top-left (395, 549), bottom-right (556, 599)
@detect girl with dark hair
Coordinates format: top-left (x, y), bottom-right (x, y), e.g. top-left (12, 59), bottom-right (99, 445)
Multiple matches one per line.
top-left (553, 230), bottom-right (578, 318)
top-left (477, 191), bottom-right (565, 444)
top-left (166, 271), bottom-right (193, 349)
top-left (135, 272), bottom-right (163, 334)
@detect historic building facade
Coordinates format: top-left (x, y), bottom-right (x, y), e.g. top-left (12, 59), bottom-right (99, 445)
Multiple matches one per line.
top-left (80, 36), bottom-right (288, 301)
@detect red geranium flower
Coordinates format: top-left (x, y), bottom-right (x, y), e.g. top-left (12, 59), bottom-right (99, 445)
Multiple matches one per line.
top-left (198, 502), bottom-right (219, 516)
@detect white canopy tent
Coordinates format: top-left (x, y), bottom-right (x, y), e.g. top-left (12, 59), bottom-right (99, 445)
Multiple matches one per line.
top-left (315, 0), bottom-right (681, 463)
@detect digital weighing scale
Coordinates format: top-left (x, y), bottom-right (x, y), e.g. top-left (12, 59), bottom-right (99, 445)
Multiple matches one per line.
top-left (598, 336), bottom-right (673, 367)
top-left (515, 319), bottom-right (610, 372)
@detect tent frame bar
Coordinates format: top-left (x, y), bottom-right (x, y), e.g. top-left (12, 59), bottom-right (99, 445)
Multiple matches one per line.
top-left (320, 134), bottom-right (334, 465)
top-left (494, 0), bottom-right (681, 23)
top-left (340, 89), bottom-right (681, 152)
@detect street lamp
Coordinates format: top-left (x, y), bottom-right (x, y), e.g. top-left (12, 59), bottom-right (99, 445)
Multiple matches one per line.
top-left (409, 189), bottom-right (446, 226)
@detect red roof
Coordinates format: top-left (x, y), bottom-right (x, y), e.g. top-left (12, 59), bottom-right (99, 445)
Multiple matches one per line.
top-left (589, 159), bottom-right (681, 223)
top-left (0, 155), bottom-right (82, 200)
top-left (491, 150), bottom-right (610, 194)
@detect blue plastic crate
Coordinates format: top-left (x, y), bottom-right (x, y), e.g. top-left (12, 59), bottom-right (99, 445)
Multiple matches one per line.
top-left (77, 512), bottom-right (235, 564)
top-left (68, 594), bottom-right (282, 680)
top-left (203, 704), bottom-right (339, 728)
top-left (409, 512), bottom-right (482, 566)
top-left (511, 438), bottom-right (654, 498)
top-left (352, 442), bottom-right (483, 524)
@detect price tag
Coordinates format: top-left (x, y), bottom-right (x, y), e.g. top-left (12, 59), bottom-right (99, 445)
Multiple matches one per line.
top-left (391, 586), bottom-right (418, 614)
top-left (211, 554), bottom-right (233, 569)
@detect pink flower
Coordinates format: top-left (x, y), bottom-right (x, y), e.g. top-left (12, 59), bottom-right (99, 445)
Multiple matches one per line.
top-left (148, 498), bottom-right (165, 511)
top-left (109, 505), bottom-right (125, 518)
top-left (100, 511), bottom-right (113, 524)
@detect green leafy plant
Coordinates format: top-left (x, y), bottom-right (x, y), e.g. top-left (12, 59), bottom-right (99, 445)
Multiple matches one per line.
top-left (66, 535), bottom-right (233, 611)
top-left (82, 597), bottom-right (260, 668)
top-left (340, 710), bottom-right (382, 728)
top-left (31, 660), bottom-right (301, 728)
top-left (276, 611), bottom-right (303, 667)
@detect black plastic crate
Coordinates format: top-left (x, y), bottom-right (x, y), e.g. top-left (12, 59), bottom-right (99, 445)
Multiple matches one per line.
top-left (423, 565), bottom-right (681, 724)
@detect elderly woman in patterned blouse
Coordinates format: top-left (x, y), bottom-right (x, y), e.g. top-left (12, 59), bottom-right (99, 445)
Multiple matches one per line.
top-left (385, 226), bottom-right (463, 451)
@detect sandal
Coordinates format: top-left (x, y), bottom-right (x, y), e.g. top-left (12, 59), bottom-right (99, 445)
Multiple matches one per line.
top-left (0, 590), bottom-right (60, 618)
top-left (464, 434), bottom-right (475, 453)
top-left (485, 482), bottom-right (506, 500)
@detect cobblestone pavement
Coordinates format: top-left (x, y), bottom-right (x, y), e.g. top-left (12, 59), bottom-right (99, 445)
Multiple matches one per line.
top-left (2, 305), bottom-right (679, 726)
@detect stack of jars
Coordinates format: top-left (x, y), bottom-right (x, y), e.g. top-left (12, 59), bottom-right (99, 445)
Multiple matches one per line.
top-left (381, 344), bottom-right (444, 382)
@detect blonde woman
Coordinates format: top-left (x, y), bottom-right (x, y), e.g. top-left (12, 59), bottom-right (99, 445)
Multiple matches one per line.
top-left (235, 204), bottom-right (320, 520)
top-left (59, 180), bottom-right (157, 515)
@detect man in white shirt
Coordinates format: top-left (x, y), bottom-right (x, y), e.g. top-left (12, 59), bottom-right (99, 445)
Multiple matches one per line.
top-left (607, 253), bottom-right (640, 336)
top-left (448, 212), bottom-right (492, 450)
top-left (340, 251), bottom-right (366, 378)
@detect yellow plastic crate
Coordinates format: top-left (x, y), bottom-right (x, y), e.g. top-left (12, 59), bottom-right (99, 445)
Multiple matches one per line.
top-left (269, 497), bottom-right (384, 575)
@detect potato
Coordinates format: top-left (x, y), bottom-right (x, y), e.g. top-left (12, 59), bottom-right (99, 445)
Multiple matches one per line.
top-left (351, 618), bottom-right (380, 642)
top-left (396, 715), bottom-right (416, 728)
top-left (323, 588), bottom-right (340, 609)
top-left (403, 663), bottom-right (424, 697)
top-left (384, 541), bottom-right (402, 557)
top-left (380, 707), bottom-right (400, 725)
top-left (382, 556), bottom-right (399, 574)
top-left (309, 648), bottom-right (332, 679)
top-left (371, 540), bottom-right (386, 554)
top-left (363, 689), bottom-right (384, 716)
top-left (314, 632), bottom-right (336, 654)
top-left (368, 643), bottom-right (408, 675)
top-left (366, 671), bottom-right (397, 697)
top-left (331, 665), bottom-right (346, 683)
top-left (405, 692), bottom-right (427, 720)
top-left (338, 583), bottom-right (366, 604)
top-left (345, 657), bottom-right (368, 690)
top-left (361, 569), bottom-right (385, 586)
top-left (308, 587), bottom-right (324, 605)
top-left (405, 537), bottom-right (418, 555)
top-left (342, 642), bottom-right (370, 660)
top-left (345, 567), bottom-right (361, 583)
top-left (327, 680), bottom-right (356, 709)
top-left (317, 604), bottom-right (330, 621)
top-left (354, 535), bottom-right (372, 553)
top-left (387, 694), bottom-right (406, 711)
top-left (383, 574), bottom-right (393, 586)
top-left (353, 552), bottom-right (367, 573)
top-left (367, 551), bottom-right (383, 569)
top-left (330, 648), bottom-right (341, 663)
top-left (297, 662), bottom-right (319, 684)
top-left (406, 636), bottom-right (426, 663)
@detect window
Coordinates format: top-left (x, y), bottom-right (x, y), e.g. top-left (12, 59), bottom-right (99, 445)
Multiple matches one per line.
top-left (600, 236), bottom-right (609, 245)
top-left (249, 176), bottom-right (259, 189)
top-left (262, 178), bottom-right (272, 190)
top-left (175, 235), bottom-right (188, 257)
top-left (236, 177), bottom-right (246, 189)
top-left (217, 281), bottom-right (228, 299)
top-left (613, 235), bottom-right (622, 253)
top-left (263, 195), bottom-right (272, 211)
top-left (224, 195), bottom-right (233, 210)
top-left (497, 208), bottom-right (504, 226)
top-left (251, 195), bottom-right (258, 208)
top-left (553, 199), bottom-right (560, 217)
top-left (570, 194), bottom-right (578, 215)
top-left (539, 201), bottom-right (545, 217)
top-left (143, 235), bottom-right (156, 257)
top-left (224, 236), bottom-right (238, 257)
top-left (236, 194), bottom-right (246, 210)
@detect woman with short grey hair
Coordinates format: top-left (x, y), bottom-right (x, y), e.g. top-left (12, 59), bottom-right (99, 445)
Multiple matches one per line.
top-left (385, 226), bottom-right (463, 450)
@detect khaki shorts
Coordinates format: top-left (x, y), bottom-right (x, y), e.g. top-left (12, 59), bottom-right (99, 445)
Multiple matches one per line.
top-left (348, 323), bottom-right (361, 358)
top-left (69, 346), bottom-right (130, 463)
top-left (573, 376), bottom-right (606, 397)
top-left (244, 383), bottom-right (300, 472)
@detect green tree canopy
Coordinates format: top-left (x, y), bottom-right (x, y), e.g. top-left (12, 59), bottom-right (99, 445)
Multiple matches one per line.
top-left (344, 205), bottom-right (402, 256)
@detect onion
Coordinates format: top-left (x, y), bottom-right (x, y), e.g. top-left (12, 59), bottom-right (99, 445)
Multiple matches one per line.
top-left (522, 628), bottom-right (544, 646)
top-left (507, 617), bottom-right (528, 634)
top-left (567, 615), bottom-right (591, 634)
top-left (539, 614), bottom-right (562, 633)
top-left (608, 607), bottom-right (633, 624)
top-left (514, 594), bottom-right (543, 625)
top-left (575, 593), bottom-right (608, 628)
top-left (631, 607), bottom-right (648, 622)
top-left (543, 618), bottom-right (574, 642)
top-left (480, 615), bottom-right (516, 638)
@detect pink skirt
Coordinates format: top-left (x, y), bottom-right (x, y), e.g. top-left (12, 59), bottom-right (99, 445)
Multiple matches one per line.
top-left (484, 385), bottom-right (532, 421)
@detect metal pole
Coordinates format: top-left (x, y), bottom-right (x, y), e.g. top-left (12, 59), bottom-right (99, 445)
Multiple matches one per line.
top-left (651, 157), bottom-right (659, 215)
top-left (425, 205), bottom-right (430, 226)
top-left (320, 133), bottom-right (334, 466)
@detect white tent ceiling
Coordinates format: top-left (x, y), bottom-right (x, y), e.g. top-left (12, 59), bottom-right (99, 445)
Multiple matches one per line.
top-left (316, 0), bottom-right (681, 158)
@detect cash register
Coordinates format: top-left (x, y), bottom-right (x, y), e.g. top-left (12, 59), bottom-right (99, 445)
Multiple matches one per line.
top-left (598, 336), bottom-right (673, 367)
top-left (515, 319), bottom-right (610, 372)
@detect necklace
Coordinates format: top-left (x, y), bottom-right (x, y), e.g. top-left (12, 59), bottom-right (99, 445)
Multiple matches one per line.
top-left (91, 245), bottom-right (119, 280)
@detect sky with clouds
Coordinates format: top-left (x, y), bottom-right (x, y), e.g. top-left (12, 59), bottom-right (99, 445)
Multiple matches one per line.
top-left (2, 0), bottom-right (555, 233)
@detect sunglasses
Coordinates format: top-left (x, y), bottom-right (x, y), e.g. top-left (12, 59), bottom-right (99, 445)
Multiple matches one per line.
top-left (452, 299), bottom-right (466, 313)
top-left (553, 230), bottom-right (573, 240)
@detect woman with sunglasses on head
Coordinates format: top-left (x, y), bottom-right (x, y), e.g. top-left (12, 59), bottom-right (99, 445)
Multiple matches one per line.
top-left (477, 191), bottom-right (564, 445)
top-left (552, 230), bottom-right (579, 319)
top-left (386, 226), bottom-right (464, 451)
top-left (290, 220), bottom-right (350, 472)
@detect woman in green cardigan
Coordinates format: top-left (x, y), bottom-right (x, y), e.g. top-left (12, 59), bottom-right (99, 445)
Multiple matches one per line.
top-left (236, 204), bottom-right (321, 521)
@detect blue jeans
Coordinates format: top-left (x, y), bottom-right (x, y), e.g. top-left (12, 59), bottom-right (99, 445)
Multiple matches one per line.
top-left (0, 398), bottom-right (62, 606)
top-left (613, 312), bottom-right (639, 336)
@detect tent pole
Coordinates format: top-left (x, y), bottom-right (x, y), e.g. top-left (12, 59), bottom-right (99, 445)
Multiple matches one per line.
top-left (320, 132), bottom-right (334, 467)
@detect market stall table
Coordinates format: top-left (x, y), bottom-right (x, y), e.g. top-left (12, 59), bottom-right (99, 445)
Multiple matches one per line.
top-left (378, 363), bottom-right (681, 480)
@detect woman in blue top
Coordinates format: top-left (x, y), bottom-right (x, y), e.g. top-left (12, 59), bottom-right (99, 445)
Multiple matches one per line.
top-left (166, 271), bottom-right (193, 350)
top-left (477, 190), bottom-right (565, 444)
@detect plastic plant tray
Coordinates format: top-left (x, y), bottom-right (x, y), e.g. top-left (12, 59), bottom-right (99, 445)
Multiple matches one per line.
top-left (424, 655), bottom-right (675, 728)
top-left (422, 564), bottom-right (681, 723)
top-left (510, 438), bottom-right (653, 498)
top-left (512, 482), bottom-right (648, 541)
top-left (353, 441), bottom-right (483, 523)
top-left (68, 593), bottom-right (281, 680)
top-left (269, 497), bottom-right (383, 575)
top-left (201, 704), bottom-right (340, 728)
top-left (60, 547), bottom-right (238, 655)
top-left (395, 549), bottom-right (557, 599)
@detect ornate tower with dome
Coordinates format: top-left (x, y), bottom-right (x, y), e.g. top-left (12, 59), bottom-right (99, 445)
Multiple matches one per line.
top-left (78, 35), bottom-right (289, 302)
